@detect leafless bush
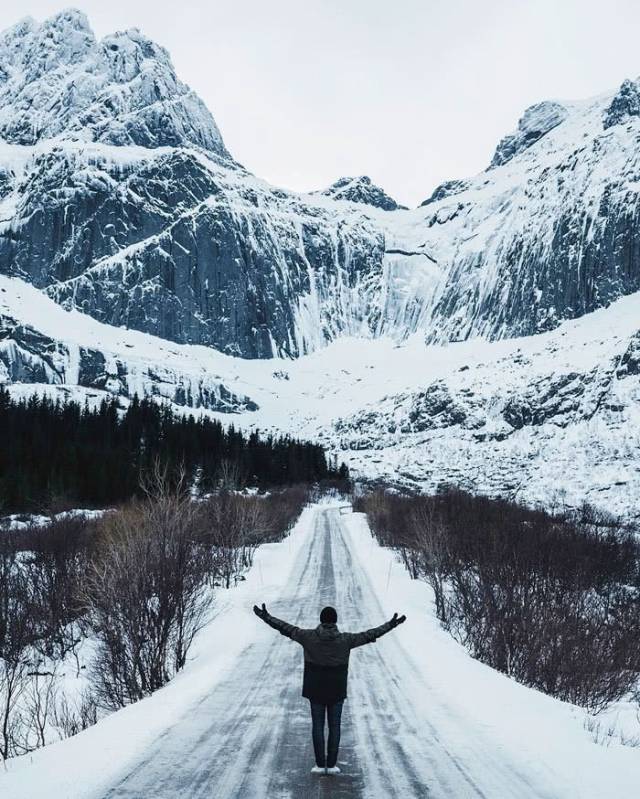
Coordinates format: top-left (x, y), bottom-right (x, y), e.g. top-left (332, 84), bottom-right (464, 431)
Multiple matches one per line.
top-left (83, 470), bottom-right (214, 710)
top-left (197, 493), bottom-right (267, 588)
top-left (23, 516), bottom-right (94, 664)
top-left (358, 488), bottom-right (640, 713)
top-left (24, 668), bottom-right (58, 749)
top-left (196, 485), bottom-right (309, 587)
top-left (52, 688), bottom-right (98, 740)
top-left (260, 485), bottom-right (310, 542)
top-left (0, 539), bottom-right (36, 759)
top-left (215, 459), bottom-right (246, 491)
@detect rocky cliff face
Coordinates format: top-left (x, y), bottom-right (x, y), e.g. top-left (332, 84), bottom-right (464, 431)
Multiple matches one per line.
top-left (417, 86), bottom-right (640, 344)
top-left (489, 101), bottom-right (569, 167)
top-left (0, 141), bottom-right (394, 357)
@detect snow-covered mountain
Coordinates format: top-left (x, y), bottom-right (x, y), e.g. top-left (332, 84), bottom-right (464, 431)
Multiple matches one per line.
top-left (315, 175), bottom-right (407, 211)
top-left (2, 9), bottom-right (640, 514)
top-left (2, 273), bottom-right (639, 517)
top-left (2, 10), bottom-right (640, 359)
top-left (0, 9), bottom-right (227, 154)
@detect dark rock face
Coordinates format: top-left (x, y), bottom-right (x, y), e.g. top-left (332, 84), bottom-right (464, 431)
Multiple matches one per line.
top-left (318, 176), bottom-right (406, 211)
top-left (425, 166), bottom-right (640, 344)
top-left (616, 332), bottom-right (640, 377)
top-left (0, 147), bottom-right (386, 357)
top-left (405, 382), bottom-right (469, 431)
top-left (0, 316), bottom-right (64, 382)
top-left (603, 79), bottom-right (640, 129)
top-left (502, 372), bottom-right (594, 429)
top-left (490, 101), bottom-right (568, 167)
top-left (420, 179), bottom-right (470, 207)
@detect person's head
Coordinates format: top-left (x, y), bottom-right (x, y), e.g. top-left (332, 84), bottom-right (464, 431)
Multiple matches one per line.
top-left (320, 606), bottom-right (338, 624)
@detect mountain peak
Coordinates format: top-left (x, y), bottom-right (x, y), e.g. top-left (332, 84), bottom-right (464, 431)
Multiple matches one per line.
top-left (490, 100), bottom-right (568, 168)
top-left (318, 175), bottom-right (406, 211)
top-left (42, 7), bottom-right (92, 31)
top-left (0, 8), bottom-right (228, 156)
top-left (603, 78), bottom-right (640, 128)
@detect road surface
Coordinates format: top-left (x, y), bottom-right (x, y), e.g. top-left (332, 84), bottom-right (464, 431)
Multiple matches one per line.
top-left (102, 507), bottom-right (559, 799)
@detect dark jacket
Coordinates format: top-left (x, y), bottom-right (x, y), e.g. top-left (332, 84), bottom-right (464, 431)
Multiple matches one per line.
top-left (263, 613), bottom-right (395, 704)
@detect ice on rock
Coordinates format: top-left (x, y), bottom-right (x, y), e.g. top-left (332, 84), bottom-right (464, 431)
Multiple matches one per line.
top-left (2, 11), bottom-right (640, 360)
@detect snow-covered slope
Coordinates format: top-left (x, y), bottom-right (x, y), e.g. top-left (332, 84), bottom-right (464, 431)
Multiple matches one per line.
top-left (3, 273), bottom-right (640, 517)
top-left (0, 276), bottom-right (257, 413)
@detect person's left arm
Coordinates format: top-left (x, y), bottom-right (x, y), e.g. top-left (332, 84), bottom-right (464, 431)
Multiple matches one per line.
top-left (345, 612), bottom-right (407, 649)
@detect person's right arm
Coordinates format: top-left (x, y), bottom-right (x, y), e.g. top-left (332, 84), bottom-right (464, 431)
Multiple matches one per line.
top-left (253, 603), bottom-right (306, 642)
top-left (345, 612), bottom-right (407, 649)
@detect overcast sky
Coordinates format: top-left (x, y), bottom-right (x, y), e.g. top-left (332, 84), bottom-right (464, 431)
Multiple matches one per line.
top-left (2, 1), bottom-right (640, 206)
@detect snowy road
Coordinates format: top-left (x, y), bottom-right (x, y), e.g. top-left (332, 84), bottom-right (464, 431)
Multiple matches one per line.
top-left (99, 508), bottom-right (561, 799)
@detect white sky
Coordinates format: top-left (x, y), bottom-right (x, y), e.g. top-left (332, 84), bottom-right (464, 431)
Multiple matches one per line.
top-left (2, 1), bottom-right (640, 206)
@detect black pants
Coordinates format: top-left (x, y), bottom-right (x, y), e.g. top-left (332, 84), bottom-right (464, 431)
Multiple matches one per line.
top-left (310, 700), bottom-right (344, 768)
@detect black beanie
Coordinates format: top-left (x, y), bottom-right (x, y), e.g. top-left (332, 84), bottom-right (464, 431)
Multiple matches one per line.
top-left (320, 606), bottom-right (338, 624)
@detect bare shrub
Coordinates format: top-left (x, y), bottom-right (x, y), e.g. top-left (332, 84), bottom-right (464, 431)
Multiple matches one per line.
top-left (261, 485), bottom-right (311, 542)
top-left (215, 459), bottom-right (246, 491)
top-left (0, 539), bottom-right (35, 759)
top-left (197, 493), bottom-right (267, 588)
top-left (52, 688), bottom-right (98, 740)
top-left (23, 516), bottom-right (94, 664)
top-left (195, 485), bottom-right (309, 588)
top-left (83, 471), bottom-right (214, 710)
top-left (358, 488), bottom-right (640, 713)
top-left (24, 668), bottom-right (58, 749)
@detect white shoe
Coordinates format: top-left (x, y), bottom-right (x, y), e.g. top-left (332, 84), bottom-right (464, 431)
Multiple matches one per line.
top-left (311, 766), bottom-right (326, 774)
top-left (326, 766), bottom-right (341, 775)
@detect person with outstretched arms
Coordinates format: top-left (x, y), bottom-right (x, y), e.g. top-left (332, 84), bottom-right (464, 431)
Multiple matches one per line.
top-left (253, 603), bottom-right (406, 775)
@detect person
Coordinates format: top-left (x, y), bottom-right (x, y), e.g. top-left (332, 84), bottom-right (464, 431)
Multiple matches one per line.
top-left (253, 603), bottom-right (406, 775)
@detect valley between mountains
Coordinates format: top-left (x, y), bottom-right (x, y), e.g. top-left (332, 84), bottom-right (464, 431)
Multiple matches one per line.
top-left (1, 8), bottom-right (640, 514)
top-left (2, 8), bottom-right (640, 799)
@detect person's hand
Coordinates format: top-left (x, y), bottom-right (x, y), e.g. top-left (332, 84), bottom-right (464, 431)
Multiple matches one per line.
top-left (390, 612), bottom-right (407, 627)
top-left (253, 603), bottom-right (268, 620)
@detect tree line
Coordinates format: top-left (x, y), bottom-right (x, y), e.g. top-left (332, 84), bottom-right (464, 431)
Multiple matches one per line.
top-left (0, 387), bottom-right (347, 513)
